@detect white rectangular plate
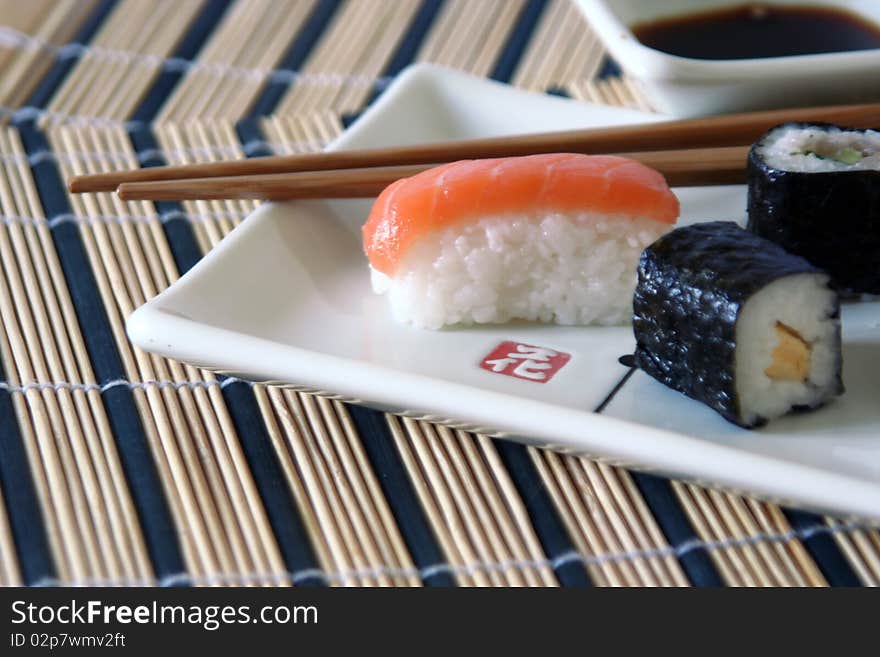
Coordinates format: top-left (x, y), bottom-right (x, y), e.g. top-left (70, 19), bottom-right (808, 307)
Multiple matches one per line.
top-left (128, 64), bottom-right (880, 520)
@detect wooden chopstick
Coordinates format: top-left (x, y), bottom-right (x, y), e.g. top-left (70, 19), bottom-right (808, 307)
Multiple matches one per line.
top-left (69, 102), bottom-right (880, 194)
top-left (116, 145), bottom-right (750, 201)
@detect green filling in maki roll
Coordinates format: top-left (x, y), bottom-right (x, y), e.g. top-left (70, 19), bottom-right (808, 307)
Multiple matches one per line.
top-left (748, 122), bottom-right (880, 294)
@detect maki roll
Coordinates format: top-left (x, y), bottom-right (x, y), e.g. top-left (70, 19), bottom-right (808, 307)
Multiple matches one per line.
top-left (633, 221), bottom-right (843, 428)
top-left (748, 122), bottom-right (880, 294)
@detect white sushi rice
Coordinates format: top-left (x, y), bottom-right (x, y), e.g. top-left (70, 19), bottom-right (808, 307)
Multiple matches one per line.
top-left (758, 124), bottom-right (880, 172)
top-left (370, 212), bottom-right (669, 329)
top-left (735, 273), bottom-right (840, 425)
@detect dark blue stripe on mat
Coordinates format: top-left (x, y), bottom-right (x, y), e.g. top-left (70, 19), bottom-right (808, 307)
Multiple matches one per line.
top-left (0, 361), bottom-right (57, 584)
top-left (221, 383), bottom-right (325, 586)
top-left (235, 119), bottom-right (273, 158)
top-left (100, 386), bottom-right (185, 578)
top-left (546, 86), bottom-right (571, 98)
top-left (493, 441), bottom-right (592, 587)
top-left (17, 125), bottom-right (185, 578)
top-left (245, 0), bottom-right (343, 119)
top-left (383, 0), bottom-right (445, 76)
top-left (346, 405), bottom-right (455, 586)
top-left (490, 0), bottom-right (548, 83)
top-left (153, 204), bottom-right (203, 277)
top-left (342, 0), bottom-right (445, 125)
top-left (131, 0), bottom-right (234, 122)
top-left (596, 55), bottom-right (622, 80)
top-left (25, 0), bottom-right (119, 110)
top-left (493, 440), bottom-right (592, 587)
top-left (340, 112), bottom-right (362, 129)
top-left (127, 127), bottom-right (204, 275)
top-left (631, 472), bottom-right (723, 586)
top-left (19, 125), bottom-right (127, 380)
top-left (784, 509), bottom-right (860, 587)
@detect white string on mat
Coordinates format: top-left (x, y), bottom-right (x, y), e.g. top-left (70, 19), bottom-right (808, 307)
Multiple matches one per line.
top-left (24, 518), bottom-right (869, 587)
top-left (0, 135), bottom-right (328, 166)
top-left (0, 26), bottom-right (393, 89)
top-left (2, 209), bottom-right (252, 229)
top-left (0, 377), bottom-right (251, 395)
top-left (0, 105), bottom-right (141, 129)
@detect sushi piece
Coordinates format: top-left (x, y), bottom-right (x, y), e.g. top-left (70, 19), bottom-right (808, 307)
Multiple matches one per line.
top-left (362, 153), bottom-right (679, 329)
top-left (633, 221), bottom-right (843, 428)
top-left (747, 122), bottom-right (880, 294)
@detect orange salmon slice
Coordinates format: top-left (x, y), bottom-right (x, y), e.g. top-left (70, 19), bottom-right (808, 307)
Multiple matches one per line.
top-left (362, 153), bottom-right (680, 276)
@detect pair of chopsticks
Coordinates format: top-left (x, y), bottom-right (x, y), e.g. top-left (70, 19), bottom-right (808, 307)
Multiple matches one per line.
top-left (68, 103), bottom-right (880, 201)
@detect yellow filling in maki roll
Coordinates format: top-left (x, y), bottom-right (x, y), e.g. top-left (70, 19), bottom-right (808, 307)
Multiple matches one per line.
top-left (765, 322), bottom-right (811, 382)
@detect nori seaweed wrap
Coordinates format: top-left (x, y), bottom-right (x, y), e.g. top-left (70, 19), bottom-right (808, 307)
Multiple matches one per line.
top-left (747, 122), bottom-right (880, 294)
top-left (634, 221), bottom-right (843, 429)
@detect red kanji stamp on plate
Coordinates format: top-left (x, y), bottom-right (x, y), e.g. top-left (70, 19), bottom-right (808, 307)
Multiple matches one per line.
top-left (480, 341), bottom-right (571, 383)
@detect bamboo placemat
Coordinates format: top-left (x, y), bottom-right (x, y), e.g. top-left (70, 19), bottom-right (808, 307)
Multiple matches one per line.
top-left (0, 0), bottom-right (877, 587)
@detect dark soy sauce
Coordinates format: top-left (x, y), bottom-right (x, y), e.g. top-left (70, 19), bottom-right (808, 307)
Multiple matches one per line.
top-left (632, 4), bottom-right (880, 60)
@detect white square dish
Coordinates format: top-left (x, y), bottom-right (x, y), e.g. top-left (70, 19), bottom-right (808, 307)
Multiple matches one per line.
top-left (127, 63), bottom-right (880, 520)
top-left (576, 0), bottom-right (880, 116)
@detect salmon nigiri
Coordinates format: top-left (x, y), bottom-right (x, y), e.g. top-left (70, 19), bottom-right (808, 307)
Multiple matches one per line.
top-left (362, 153), bottom-right (680, 329)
